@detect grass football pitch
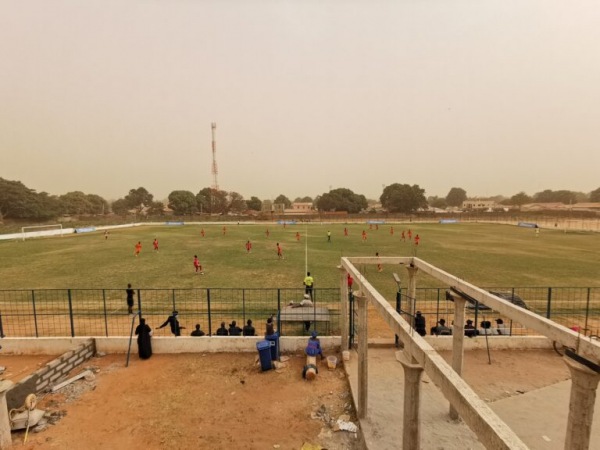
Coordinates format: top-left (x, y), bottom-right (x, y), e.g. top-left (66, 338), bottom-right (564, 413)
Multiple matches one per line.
top-left (1, 222), bottom-right (599, 297)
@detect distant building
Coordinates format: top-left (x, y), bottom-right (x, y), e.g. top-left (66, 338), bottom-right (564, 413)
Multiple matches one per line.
top-left (462, 200), bottom-right (497, 211)
top-left (261, 200), bottom-right (273, 213)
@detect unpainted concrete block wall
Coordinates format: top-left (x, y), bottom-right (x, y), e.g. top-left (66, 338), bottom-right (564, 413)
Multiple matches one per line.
top-left (6, 339), bottom-right (95, 410)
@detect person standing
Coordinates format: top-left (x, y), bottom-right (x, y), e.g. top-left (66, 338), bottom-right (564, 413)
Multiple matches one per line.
top-left (158, 311), bottom-right (185, 337)
top-left (401, 230), bottom-right (405, 242)
top-left (104, 230), bottom-right (109, 240)
top-left (222, 226), bottom-right (227, 235)
top-left (414, 311), bottom-right (426, 336)
top-left (376, 252), bottom-right (382, 272)
top-left (243, 319), bottom-right (256, 336)
top-left (265, 316), bottom-right (275, 336)
top-left (327, 230), bottom-right (331, 242)
top-left (390, 226), bottom-right (394, 236)
top-left (414, 234), bottom-right (420, 246)
top-left (304, 272), bottom-right (314, 299)
top-left (135, 318), bottom-right (153, 359)
top-left (193, 255), bottom-right (204, 275)
top-left (134, 241), bottom-right (142, 257)
top-left (245, 240), bottom-right (252, 254)
top-left (361, 230), bottom-right (367, 242)
top-left (265, 228), bottom-right (270, 238)
top-left (296, 231), bottom-right (300, 242)
top-left (153, 238), bottom-right (159, 252)
top-left (407, 229), bottom-right (412, 241)
top-left (344, 227), bottom-right (348, 237)
top-left (126, 283), bottom-right (135, 314)
top-left (276, 242), bottom-right (283, 260)
top-left (201, 228), bottom-right (205, 237)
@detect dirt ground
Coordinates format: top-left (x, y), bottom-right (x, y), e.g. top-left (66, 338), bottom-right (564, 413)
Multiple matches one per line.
top-left (3, 348), bottom-right (570, 450)
top-left (7, 351), bottom-right (362, 450)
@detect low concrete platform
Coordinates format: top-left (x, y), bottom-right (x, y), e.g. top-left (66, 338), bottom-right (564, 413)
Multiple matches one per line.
top-left (344, 347), bottom-right (600, 449)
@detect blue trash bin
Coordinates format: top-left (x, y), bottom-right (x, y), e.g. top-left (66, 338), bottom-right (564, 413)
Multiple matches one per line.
top-left (256, 340), bottom-right (272, 371)
top-left (266, 332), bottom-right (280, 361)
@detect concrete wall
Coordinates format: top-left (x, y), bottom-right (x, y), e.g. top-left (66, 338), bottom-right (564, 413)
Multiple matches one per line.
top-left (0, 336), bottom-right (341, 355)
top-left (6, 340), bottom-right (95, 410)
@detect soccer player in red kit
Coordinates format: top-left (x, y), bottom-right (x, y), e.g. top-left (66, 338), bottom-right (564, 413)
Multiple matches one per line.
top-left (296, 232), bottom-right (300, 241)
top-left (134, 241), bottom-right (142, 257)
top-left (153, 238), bottom-right (159, 252)
top-left (193, 255), bottom-right (204, 274)
top-left (276, 242), bottom-right (283, 260)
top-left (246, 240), bottom-right (252, 253)
top-left (361, 230), bottom-right (367, 242)
top-left (201, 228), bottom-right (205, 237)
top-left (414, 234), bottom-right (420, 246)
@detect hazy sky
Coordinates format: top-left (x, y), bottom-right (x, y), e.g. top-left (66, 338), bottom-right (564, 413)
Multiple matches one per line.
top-left (2, 1), bottom-right (599, 202)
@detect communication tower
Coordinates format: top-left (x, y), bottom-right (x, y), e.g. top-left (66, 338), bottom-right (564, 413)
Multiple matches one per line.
top-left (211, 122), bottom-right (219, 191)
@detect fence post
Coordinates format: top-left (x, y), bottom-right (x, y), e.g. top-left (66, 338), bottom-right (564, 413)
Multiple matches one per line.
top-left (0, 312), bottom-right (4, 338)
top-left (172, 289), bottom-right (176, 312)
top-left (32, 290), bottom-right (39, 338)
top-left (207, 288), bottom-right (212, 336)
top-left (546, 287), bottom-right (553, 319)
top-left (395, 289), bottom-right (401, 348)
top-left (242, 289), bottom-right (246, 322)
top-left (585, 288), bottom-right (591, 332)
top-left (67, 289), bottom-right (75, 338)
top-left (277, 289), bottom-right (281, 335)
top-left (349, 291), bottom-right (355, 347)
top-left (137, 289), bottom-right (143, 320)
top-left (102, 289), bottom-right (108, 337)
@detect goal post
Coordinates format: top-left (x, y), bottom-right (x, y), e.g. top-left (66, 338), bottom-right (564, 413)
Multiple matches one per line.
top-left (21, 224), bottom-right (64, 241)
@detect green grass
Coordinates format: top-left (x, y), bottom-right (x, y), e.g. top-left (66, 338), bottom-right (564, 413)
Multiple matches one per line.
top-left (0, 223), bottom-right (599, 297)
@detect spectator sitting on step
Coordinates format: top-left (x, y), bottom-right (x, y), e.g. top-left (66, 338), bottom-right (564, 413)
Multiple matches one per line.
top-left (229, 320), bottom-right (243, 336)
top-left (495, 318), bottom-right (506, 335)
top-left (464, 319), bottom-right (478, 338)
top-left (242, 319), bottom-right (256, 336)
top-left (305, 330), bottom-right (324, 360)
top-left (479, 320), bottom-right (496, 335)
top-left (431, 318), bottom-right (452, 336)
top-left (414, 311), bottom-right (426, 336)
top-left (215, 321), bottom-right (229, 336)
top-left (190, 323), bottom-right (205, 337)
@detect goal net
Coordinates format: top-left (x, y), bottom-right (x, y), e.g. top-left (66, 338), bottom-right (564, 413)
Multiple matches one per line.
top-left (21, 224), bottom-right (64, 241)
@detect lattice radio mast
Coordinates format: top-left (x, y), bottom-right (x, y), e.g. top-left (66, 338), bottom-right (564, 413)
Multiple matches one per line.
top-left (211, 122), bottom-right (219, 191)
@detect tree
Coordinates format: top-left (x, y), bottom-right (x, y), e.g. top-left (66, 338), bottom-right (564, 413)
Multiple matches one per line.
top-left (124, 187), bottom-right (154, 212)
top-left (534, 189), bottom-right (577, 205)
top-left (168, 190), bottom-right (198, 215)
top-left (445, 187), bottom-right (467, 207)
top-left (294, 196), bottom-right (313, 203)
top-left (274, 194), bottom-right (292, 209)
top-left (196, 187), bottom-right (229, 214)
top-left (86, 194), bottom-right (109, 215)
top-left (111, 198), bottom-right (129, 215)
top-left (246, 196), bottom-right (262, 211)
top-left (428, 196), bottom-right (447, 209)
top-left (510, 192), bottom-right (532, 209)
top-left (591, 187), bottom-right (600, 203)
top-left (59, 191), bottom-right (93, 215)
top-left (147, 201), bottom-right (165, 216)
top-left (228, 192), bottom-right (247, 214)
top-left (380, 184), bottom-right (427, 213)
top-left (316, 188), bottom-right (367, 213)
top-left (0, 178), bottom-right (60, 220)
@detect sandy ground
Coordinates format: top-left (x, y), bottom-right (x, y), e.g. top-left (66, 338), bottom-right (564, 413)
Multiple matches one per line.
top-left (7, 352), bottom-right (363, 450)
top-left (3, 348), bottom-right (571, 450)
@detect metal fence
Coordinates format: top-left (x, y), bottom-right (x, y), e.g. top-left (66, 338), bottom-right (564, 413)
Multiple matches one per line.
top-left (397, 287), bottom-right (600, 337)
top-left (0, 288), bottom-right (340, 338)
top-left (1, 286), bottom-right (599, 339)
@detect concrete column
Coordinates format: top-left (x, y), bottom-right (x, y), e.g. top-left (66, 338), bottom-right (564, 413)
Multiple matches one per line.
top-left (450, 296), bottom-right (466, 420)
top-left (338, 265), bottom-right (349, 351)
top-left (355, 292), bottom-right (368, 419)
top-left (0, 380), bottom-right (15, 449)
top-left (397, 350), bottom-right (424, 450)
top-left (563, 355), bottom-right (600, 450)
top-left (406, 265), bottom-right (419, 326)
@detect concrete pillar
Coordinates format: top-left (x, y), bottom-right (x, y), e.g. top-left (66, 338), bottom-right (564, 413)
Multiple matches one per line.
top-left (406, 265), bottom-right (419, 326)
top-left (563, 355), bottom-right (600, 450)
top-left (355, 292), bottom-right (368, 418)
top-left (450, 296), bottom-right (466, 420)
top-left (397, 351), bottom-right (424, 450)
top-left (338, 265), bottom-right (349, 351)
top-left (0, 380), bottom-right (15, 449)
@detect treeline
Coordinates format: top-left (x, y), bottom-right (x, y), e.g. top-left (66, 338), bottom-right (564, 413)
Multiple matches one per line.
top-left (1, 176), bottom-right (599, 222)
